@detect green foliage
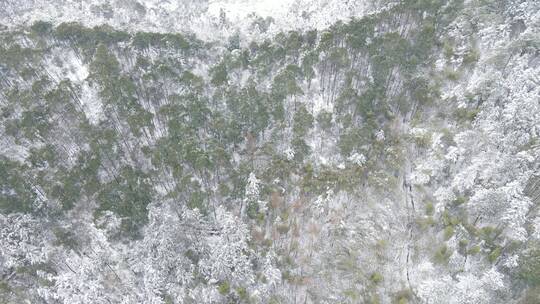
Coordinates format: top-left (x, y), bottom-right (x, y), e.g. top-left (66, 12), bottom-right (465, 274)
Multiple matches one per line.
top-left (0, 280), bottom-right (11, 293)
top-left (210, 61), bottom-right (228, 86)
top-left (458, 239), bottom-right (469, 255)
top-left (95, 167), bottom-right (154, 238)
top-left (132, 31), bottom-right (194, 51)
top-left (291, 137), bottom-right (310, 163)
top-left (246, 201), bottom-right (261, 220)
top-left (462, 48), bottom-right (480, 65)
top-left (344, 16), bottom-right (375, 50)
top-left (394, 289), bottom-right (413, 304)
top-left (452, 195), bottom-right (468, 206)
top-left (236, 286), bottom-right (248, 300)
top-left (53, 227), bottom-right (79, 250)
top-left (488, 247), bottom-right (501, 263)
top-left (478, 226), bottom-right (500, 244)
top-left (282, 30), bottom-right (303, 53)
top-left (51, 168), bottom-right (83, 210)
top-left (519, 286), bottom-right (540, 303)
top-left (326, 47), bottom-right (350, 70)
top-left (0, 157), bottom-right (36, 214)
top-left (90, 43), bottom-right (120, 83)
top-left (54, 22), bottom-right (93, 42)
top-left (301, 50), bottom-right (319, 81)
top-left (0, 7), bottom-right (492, 299)
top-left (228, 32), bottom-right (241, 51)
top-left (343, 289), bottom-right (360, 301)
top-left (443, 41), bottom-right (454, 59)
top-left (338, 127), bottom-right (366, 157)
top-left (433, 244), bottom-right (451, 264)
top-left (443, 226), bottom-right (455, 240)
top-left (293, 104), bottom-right (314, 138)
top-left (444, 67), bottom-right (460, 81)
top-left (369, 32), bottom-right (412, 82)
top-left (416, 216), bottom-right (436, 230)
top-left (400, 0), bottom-right (444, 12)
top-left (317, 30), bottom-right (334, 52)
top-left (0, 43), bottom-right (29, 73)
top-left (226, 85), bottom-right (270, 135)
top-left (454, 107), bottom-right (480, 122)
top-left (425, 202), bottom-right (434, 216)
top-left (277, 223), bottom-right (290, 235)
top-left (441, 210), bottom-right (460, 227)
top-left (30, 21), bottom-right (53, 36)
top-left (409, 21), bottom-right (437, 64)
top-left (365, 294), bottom-right (381, 304)
top-left (370, 272), bottom-right (383, 284)
top-left (46, 150), bottom-right (99, 211)
top-left (91, 24), bottom-right (131, 45)
top-left (355, 86), bottom-right (385, 121)
top-left (271, 66), bottom-right (303, 101)
top-left (19, 106), bottom-right (52, 139)
top-left (519, 247), bottom-right (540, 286)
top-left (468, 245), bottom-right (481, 255)
top-left (185, 187), bottom-right (208, 214)
top-left (316, 111), bottom-right (333, 130)
top-left (218, 281), bottom-right (230, 295)
top-left (251, 16), bottom-right (274, 33)
top-left (28, 144), bottom-right (57, 169)
top-left (162, 294), bottom-right (174, 304)
top-left (407, 77), bottom-right (439, 106)
top-left (55, 22), bottom-right (130, 51)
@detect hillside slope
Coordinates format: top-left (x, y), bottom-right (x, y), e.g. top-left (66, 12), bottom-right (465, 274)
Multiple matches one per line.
top-left (1, 0), bottom-right (539, 303)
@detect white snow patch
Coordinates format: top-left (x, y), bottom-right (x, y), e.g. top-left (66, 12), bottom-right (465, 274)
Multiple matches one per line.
top-left (80, 84), bottom-right (104, 125)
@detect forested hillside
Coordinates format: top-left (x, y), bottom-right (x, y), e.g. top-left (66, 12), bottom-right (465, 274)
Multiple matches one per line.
top-left (1, 0), bottom-right (539, 303)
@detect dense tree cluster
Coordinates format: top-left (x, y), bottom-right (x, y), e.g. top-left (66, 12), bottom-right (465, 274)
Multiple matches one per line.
top-left (1, 0), bottom-right (539, 303)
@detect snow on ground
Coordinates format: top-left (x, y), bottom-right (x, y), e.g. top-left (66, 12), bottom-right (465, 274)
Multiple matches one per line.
top-left (0, 0), bottom-right (373, 42)
top-left (42, 48), bottom-right (104, 125)
top-left (79, 83), bottom-right (104, 125)
top-left (44, 48), bottom-right (88, 83)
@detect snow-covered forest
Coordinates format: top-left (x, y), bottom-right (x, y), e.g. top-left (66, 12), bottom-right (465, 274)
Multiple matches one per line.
top-left (0, 0), bottom-right (539, 303)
